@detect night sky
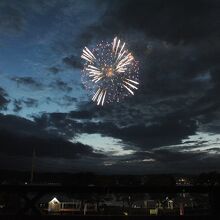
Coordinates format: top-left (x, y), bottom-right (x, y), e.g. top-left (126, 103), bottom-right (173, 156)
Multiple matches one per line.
top-left (0, 0), bottom-right (220, 174)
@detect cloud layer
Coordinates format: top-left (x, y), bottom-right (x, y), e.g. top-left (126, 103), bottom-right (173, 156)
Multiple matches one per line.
top-left (0, 0), bottom-right (219, 173)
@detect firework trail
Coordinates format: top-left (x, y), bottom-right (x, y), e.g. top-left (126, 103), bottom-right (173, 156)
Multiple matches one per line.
top-left (81, 37), bottom-right (139, 106)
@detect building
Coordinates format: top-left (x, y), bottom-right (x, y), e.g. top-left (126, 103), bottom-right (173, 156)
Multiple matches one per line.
top-left (48, 198), bottom-right (61, 212)
top-left (48, 198), bottom-right (97, 215)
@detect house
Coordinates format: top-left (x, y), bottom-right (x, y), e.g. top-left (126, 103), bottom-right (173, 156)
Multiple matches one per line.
top-left (48, 198), bottom-right (61, 212)
top-left (48, 198), bottom-right (98, 214)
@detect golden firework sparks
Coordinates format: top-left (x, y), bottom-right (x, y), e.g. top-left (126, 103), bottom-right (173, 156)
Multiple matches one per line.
top-left (81, 37), bottom-right (139, 106)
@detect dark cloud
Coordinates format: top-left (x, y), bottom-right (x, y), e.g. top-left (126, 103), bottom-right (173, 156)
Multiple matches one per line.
top-left (63, 95), bottom-right (77, 103)
top-left (0, 0), bottom-right (59, 35)
top-left (49, 79), bottom-right (72, 92)
top-left (0, 114), bottom-right (44, 137)
top-left (0, 114), bottom-right (104, 160)
top-left (34, 110), bottom-right (197, 150)
top-left (0, 87), bottom-right (9, 110)
top-left (13, 98), bottom-right (38, 112)
top-left (68, 110), bottom-right (93, 119)
top-left (152, 149), bottom-right (205, 163)
top-left (63, 55), bottom-right (83, 69)
top-left (33, 112), bottom-right (79, 140)
top-left (0, 129), bottom-right (104, 159)
top-left (48, 66), bottom-right (61, 74)
top-left (76, 0), bottom-right (220, 45)
top-left (95, 119), bottom-right (196, 149)
top-left (22, 98), bottom-right (38, 107)
top-left (11, 77), bottom-right (43, 89)
top-left (0, 4), bottom-right (25, 34)
top-left (44, 95), bottom-right (77, 107)
top-left (117, 0), bottom-right (219, 43)
top-left (13, 99), bottom-right (22, 112)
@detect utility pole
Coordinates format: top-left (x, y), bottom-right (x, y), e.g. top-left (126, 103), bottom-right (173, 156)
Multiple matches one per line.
top-left (30, 146), bottom-right (36, 184)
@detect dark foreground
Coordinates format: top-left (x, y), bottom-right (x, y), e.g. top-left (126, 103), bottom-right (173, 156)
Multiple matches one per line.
top-left (0, 185), bottom-right (219, 219)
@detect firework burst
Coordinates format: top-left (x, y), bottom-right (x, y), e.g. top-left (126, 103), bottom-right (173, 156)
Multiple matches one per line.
top-left (81, 37), bottom-right (139, 106)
